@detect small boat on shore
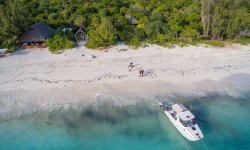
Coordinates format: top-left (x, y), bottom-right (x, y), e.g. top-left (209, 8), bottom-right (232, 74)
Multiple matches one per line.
top-left (159, 103), bottom-right (204, 141)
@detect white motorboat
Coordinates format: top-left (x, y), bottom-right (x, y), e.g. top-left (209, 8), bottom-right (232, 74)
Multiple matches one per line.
top-left (159, 103), bottom-right (204, 141)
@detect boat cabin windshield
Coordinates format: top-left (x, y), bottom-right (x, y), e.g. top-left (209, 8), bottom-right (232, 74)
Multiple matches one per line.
top-left (180, 118), bottom-right (196, 127)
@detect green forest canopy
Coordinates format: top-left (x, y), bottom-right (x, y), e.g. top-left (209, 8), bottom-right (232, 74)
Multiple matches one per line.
top-left (0, 0), bottom-right (249, 49)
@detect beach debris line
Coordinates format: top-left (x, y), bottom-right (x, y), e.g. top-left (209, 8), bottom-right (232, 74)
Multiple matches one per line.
top-left (91, 54), bottom-right (96, 59)
top-left (118, 48), bottom-right (128, 52)
top-left (88, 54), bottom-right (97, 59)
top-left (88, 74), bottom-right (128, 83)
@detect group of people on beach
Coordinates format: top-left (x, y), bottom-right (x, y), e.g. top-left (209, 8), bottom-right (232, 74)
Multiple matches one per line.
top-left (128, 62), bottom-right (144, 77)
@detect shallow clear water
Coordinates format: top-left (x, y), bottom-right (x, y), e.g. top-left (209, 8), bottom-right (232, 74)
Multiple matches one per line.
top-left (0, 94), bottom-right (250, 150)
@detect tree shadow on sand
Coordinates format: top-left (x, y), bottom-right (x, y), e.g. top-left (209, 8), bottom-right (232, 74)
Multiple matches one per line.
top-left (11, 49), bottom-right (29, 56)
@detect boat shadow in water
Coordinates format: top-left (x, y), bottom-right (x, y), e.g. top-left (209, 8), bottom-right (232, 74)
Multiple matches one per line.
top-left (47, 103), bottom-right (163, 138)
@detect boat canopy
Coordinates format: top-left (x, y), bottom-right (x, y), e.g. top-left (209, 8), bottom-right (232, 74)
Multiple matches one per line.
top-left (172, 103), bottom-right (187, 113)
top-left (179, 110), bottom-right (195, 121)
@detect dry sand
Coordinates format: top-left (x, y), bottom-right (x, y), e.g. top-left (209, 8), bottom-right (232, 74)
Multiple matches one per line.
top-left (0, 43), bottom-right (250, 119)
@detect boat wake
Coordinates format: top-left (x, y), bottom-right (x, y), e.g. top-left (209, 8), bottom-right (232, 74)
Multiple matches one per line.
top-left (200, 139), bottom-right (209, 150)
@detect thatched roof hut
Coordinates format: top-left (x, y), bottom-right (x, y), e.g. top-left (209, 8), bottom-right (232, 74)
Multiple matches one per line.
top-left (19, 22), bottom-right (55, 48)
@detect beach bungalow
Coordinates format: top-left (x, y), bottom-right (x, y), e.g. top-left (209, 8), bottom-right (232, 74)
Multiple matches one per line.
top-left (125, 15), bottom-right (139, 25)
top-left (74, 27), bottom-right (87, 41)
top-left (19, 22), bottom-right (55, 48)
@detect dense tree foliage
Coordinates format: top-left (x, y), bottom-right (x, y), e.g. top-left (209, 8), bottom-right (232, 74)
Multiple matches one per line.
top-left (0, 0), bottom-right (249, 50)
top-left (86, 17), bottom-right (117, 48)
top-left (46, 29), bottom-right (77, 53)
top-left (0, 0), bottom-right (28, 50)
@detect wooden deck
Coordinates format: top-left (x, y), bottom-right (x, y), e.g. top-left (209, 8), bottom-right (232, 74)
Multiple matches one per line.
top-left (21, 45), bottom-right (47, 49)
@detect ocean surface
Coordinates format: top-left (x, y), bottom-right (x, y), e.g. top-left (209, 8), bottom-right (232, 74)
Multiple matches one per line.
top-left (0, 93), bottom-right (250, 150)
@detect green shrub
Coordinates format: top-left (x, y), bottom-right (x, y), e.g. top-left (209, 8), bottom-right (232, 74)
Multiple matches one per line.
top-left (157, 34), bottom-right (175, 42)
top-left (5, 47), bottom-right (16, 53)
top-left (126, 38), bottom-right (142, 48)
top-left (225, 38), bottom-right (250, 45)
top-left (180, 28), bottom-right (199, 39)
top-left (46, 31), bottom-right (77, 53)
top-left (0, 37), bottom-right (18, 53)
top-left (200, 40), bottom-right (225, 47)
top-left (86, 17), bottom-right (117, 48)
top-left (119, 26), bottom-right (146, 49)
top-left (146, 34), bottom-right (176, 47)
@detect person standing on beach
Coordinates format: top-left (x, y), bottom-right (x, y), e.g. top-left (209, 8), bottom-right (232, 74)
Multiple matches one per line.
top-left (128, 63), bottom-right (133, 72)
top-left (139, 68), bottom-right (144, 77)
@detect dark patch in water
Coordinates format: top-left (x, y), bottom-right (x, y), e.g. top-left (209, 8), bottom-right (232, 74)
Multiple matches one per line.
top-left (44, 103), bottom-right (162, 138)
top-left (119, 125), bottom-right (163, 139)
top-left (80, 106), bottom-right (118, 125)
top-left (2, 93), bottom-right (250, 150)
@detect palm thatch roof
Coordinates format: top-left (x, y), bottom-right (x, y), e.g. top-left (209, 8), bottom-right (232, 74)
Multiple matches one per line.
top-left (19, 22), bottom-right (55, 42)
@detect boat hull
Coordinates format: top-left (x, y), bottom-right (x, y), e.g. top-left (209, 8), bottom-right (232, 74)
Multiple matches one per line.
top-left (164, 111), bottom-right (203, 141)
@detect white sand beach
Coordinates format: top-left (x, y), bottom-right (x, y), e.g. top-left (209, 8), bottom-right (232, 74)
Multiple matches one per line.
top-left (0, 43), bottom-right (250, 119)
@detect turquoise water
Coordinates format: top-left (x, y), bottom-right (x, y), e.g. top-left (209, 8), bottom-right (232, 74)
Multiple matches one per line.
top-left (0, 94), bottom-right (250, 150)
